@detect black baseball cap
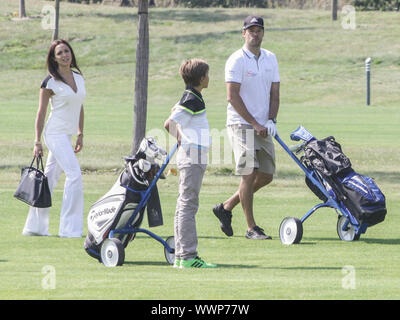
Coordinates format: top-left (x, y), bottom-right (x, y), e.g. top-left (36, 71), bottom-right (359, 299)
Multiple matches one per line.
top-left (243, 15), bottom-right (264, 30)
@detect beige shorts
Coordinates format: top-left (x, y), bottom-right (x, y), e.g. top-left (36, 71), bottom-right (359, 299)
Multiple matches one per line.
top-left (227, 124), bottom-right (275, 176)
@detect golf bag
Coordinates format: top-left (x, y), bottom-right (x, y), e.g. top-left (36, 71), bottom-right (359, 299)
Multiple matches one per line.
top-left (304, 136), bottom-right (387, 226)
top-left (84, 138), bottom-right (166, 260)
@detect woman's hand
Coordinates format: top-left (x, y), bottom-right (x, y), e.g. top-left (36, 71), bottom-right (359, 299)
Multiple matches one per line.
top-left (33, 142), bottom-right (43, 157)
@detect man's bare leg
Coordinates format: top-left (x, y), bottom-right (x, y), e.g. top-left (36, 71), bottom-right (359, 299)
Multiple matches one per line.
top-left (223, 171), bottom-right (273, 230)
top-left (238, 170), bottom-right (257, 230)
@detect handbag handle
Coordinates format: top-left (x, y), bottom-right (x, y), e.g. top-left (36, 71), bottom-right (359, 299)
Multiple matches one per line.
top-left (29, 156), bottom-right (45, 172)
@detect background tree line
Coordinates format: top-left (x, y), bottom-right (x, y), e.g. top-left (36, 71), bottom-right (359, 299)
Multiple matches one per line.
top-left (46, 0), bottom-right (400, 10)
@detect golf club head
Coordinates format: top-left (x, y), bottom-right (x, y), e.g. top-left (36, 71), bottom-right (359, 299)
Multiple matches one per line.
top-left (138, 137), bottom-right (167, 162)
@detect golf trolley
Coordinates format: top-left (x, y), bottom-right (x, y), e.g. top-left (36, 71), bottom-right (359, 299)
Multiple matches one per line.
top-left (84, 138), bottom-right (178, 267)
top-left (275, 126), bottom-right (386, 245)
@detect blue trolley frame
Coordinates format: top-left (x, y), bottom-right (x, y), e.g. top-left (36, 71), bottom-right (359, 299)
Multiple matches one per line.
top-left (274, 127), bottom-right (368, 236)
top-left (108, 142), bottom-right (179, 254)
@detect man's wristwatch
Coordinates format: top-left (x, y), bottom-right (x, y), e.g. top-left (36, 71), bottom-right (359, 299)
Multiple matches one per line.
top-left (269, 117), bottom-right (277, 124)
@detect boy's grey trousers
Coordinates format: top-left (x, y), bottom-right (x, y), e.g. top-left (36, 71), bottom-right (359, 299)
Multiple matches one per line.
top-left (174, 146), bottom-right (207, 260)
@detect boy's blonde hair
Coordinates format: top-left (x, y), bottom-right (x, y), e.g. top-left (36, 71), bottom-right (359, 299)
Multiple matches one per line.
top-left (179, 59), bottom-right (209, 88)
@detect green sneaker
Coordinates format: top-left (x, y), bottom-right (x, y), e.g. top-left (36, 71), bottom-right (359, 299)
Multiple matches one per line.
top-left (180, 256), bottom-right (217, 269)
top-left (173, 258), bottom-right (181, 268)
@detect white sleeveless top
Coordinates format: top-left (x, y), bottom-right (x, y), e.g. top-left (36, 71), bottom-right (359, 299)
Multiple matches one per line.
top-left (41, 71), bottom-right (86, 135)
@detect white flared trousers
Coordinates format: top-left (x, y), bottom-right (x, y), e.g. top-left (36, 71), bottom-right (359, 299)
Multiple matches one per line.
top-left (22, 134), bottom-right (83, 237)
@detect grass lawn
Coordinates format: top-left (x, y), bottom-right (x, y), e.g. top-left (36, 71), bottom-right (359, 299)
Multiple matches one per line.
top-left (0, 0), bottom-right (399, 300)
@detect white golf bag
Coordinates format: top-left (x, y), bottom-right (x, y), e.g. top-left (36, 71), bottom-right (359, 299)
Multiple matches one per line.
top-left (84, 137), bottom-right (167, 261)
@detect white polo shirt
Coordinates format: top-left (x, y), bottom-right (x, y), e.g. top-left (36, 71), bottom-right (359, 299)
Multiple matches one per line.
top-left (41, 71), bottom-right (86, 135)
top-left (225, 46), bottom-right (280, 126)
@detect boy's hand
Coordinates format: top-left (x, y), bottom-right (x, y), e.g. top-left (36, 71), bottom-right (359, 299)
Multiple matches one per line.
top-left (74, 134), bottom-right (83, 153)
top-left (164, 118), bottom-right (181, 145)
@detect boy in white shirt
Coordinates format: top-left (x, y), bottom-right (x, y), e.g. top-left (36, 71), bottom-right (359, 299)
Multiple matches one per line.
top-left (164, 59), bottom-right (216, 269)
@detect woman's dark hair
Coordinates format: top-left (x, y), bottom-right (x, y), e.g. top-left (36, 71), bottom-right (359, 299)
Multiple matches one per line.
top-left (46, 39), bottom-right (82, 83)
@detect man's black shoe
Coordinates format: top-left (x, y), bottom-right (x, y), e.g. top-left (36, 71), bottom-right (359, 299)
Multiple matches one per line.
top-left (245, 226), bottom-right (272, 240)
top-left (212, 203), bottom-right (233, 237)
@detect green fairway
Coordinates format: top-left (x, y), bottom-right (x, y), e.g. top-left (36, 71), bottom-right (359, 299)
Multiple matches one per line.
top-left (1, 0), bottom-right (399, 300)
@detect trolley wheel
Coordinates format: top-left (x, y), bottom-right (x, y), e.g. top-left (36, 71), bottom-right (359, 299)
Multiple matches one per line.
top-left (279, 217), bottom-right (303, 245)
top-left (337, 216), bottom-right (360, 241)
top-left (164, 236), bottom-right (175, 265)
top-left (101, 238), bottom-right (125, 267)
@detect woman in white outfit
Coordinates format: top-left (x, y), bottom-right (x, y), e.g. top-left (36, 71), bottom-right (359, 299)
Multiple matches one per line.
top-left (22, 39), bottom-right (86, 238)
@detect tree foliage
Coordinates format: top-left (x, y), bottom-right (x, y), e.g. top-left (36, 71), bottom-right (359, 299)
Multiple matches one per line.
top-left (353, 0), bottom-right (399, 10)
top-left (53, 0), bottom-right (400, 10)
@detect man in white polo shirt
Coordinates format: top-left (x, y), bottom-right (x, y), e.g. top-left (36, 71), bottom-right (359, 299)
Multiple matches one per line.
top-left (213, 15), bottom-right (280, 240)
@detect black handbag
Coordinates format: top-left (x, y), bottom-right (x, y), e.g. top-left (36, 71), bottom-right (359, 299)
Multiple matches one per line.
top-left (14, 156), bottom-right (52, 208)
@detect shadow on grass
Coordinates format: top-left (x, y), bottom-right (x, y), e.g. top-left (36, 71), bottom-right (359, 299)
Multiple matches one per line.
top-left (164, 30), bottom-right (237, 44)
top-left (135, 235), bottom-right (229, 240)
top-left (271, 266), bottom-right (343, 271)
top-left (303, 237), bottom-right (400, 245)
top-left (213, 263), bottom-right (257, 269)
top-left (266, 27), bottom-right (316, 32)
top-left (164, 27), bottom-right (317, 44)
top-left (123, 261), bottom-right (355, 270)
top-left (94, 9), bottom-right (250, 23)
top-left (124, 261), bottom-right (172, 267)
top-left (124, 260), bottom-right (256, 268)
top-left (303, 237), bottom-right (342, 242)
top-left (292, 241), bottom-right (316, 245)
top-left (198, 235), bottom-right (237, 240)
top-left (360, 238), bottom-right (400, 245)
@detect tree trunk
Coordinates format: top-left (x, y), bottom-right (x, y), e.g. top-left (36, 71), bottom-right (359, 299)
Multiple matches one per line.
top-left (332, 0), bottom-right (338, 21)
top-left (132, 0), bottom-right (149, 155)
top-left (52, 0), bottom-right (60, 41)
top-left (19, 0), bottom-right (26, 18)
